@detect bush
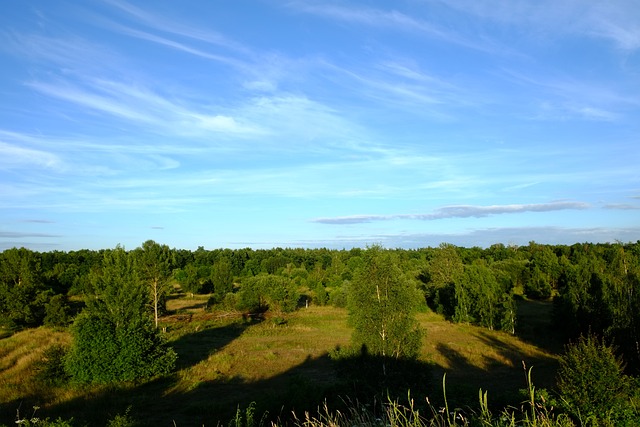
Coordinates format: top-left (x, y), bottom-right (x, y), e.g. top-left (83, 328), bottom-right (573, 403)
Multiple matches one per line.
top-left (43, 294), bottom-right (71, 327)
top-left (556, 334), bottom-right (637, 423)
top-left (236, 274), bottom-right (299, 314)
top-left (65, 314), bottom-right (176, 383)
top-left (34, 344), bottom-right (70, 386)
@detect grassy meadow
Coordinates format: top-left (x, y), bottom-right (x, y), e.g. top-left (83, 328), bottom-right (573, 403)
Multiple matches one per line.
top-left (0, 296), bottom-right (560, 426)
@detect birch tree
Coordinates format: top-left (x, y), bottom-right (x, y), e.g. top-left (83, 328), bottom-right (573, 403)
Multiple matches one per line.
top-left (347, 246), bottom-right (422, 373)
top-left (134, 240), bottom-right (172, 329)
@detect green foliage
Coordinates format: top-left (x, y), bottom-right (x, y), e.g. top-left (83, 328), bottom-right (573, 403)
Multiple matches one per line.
top-left (347, 246), bottom-right (423, 361)
top-left (65, 313), bottom-right (176, 383)
top-left (0, 248), bottom-right (50, 327)
top-left (12, 408), bottom-right (74, 427)
top-left (228, 402), bottom-right (261, 427)
top-left (211, 257), bottom-right (234, 298)
top-left (34, 344), bottom-right (70, 386)
top-left (106, 407), bottom-right (137, 427)
top-left (86, 246), bottom-right (147, 328)
top-left (66, 246), bottom-right (176, 384)
top-left (525, 266), bottom-right (553, 300)
top-left (524, 244), bottom-right (560, 300)
top-left (553, 242), bottom-right (640, 371)
top-left (65, 314), bottom-right (120, 383)
top-left (43, 294), bottom-right (71, 327)
top-left (237, 274), bottom-right (299, 313)
top-left (453, 263), bottom-right (516, 332)
top-left (423, 243), bottom-right (464, 316)
top-left (133, 240), bottom-right (173, 328)
top-left (174, 264), bottom-right (212, 294)
top-left (556, 334), bottom-right (637, 424)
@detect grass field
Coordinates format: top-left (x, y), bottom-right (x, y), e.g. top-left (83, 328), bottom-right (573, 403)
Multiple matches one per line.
top-left (0, 300), bottom-right (560, 426)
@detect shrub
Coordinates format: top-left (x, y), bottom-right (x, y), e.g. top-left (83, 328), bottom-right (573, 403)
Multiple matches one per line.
top-left (34, 344), bottom-right (70, 386)
top-left (556, 334), bottom-right (636, 423)
top-left (65, 314), bottom-right (176, 383)
top-left (43, 294), bottom-right (71, 327)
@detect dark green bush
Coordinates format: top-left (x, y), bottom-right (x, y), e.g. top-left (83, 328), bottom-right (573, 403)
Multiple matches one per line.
top-left (43, 294), bottom-right (71, 327)
top-left (65, 314), bottom-right (176, 383)
top-left (34, 344), bottom-right (70, 386)
top-left (556, 334), bottom-right (637, 423)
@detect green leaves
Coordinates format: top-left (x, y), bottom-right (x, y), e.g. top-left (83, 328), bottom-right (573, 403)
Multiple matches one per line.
top-left (66, 313), bottom-right (176, 383)
top-left (0, 247), bottom-right (49, 327)
top-left (347, 246), bottom-right (423, 360)
top-left (237, 274), bottom-right (299, 313)
top-left (67, 245), bottom-right (176, 384)
top-left (556, 334), bottom-right (635, 423)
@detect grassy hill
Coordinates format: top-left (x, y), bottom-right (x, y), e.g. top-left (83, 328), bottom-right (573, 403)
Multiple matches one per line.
top-left (0, 301), bottom-right (560, 426)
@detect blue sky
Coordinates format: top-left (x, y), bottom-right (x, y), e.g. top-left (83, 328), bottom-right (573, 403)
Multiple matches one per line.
top-left (1, 1), bottom-right (639, 251)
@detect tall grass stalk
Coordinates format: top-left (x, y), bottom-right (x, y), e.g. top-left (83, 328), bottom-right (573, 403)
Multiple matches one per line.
top-left (282, 369), bottom-right (578, 427)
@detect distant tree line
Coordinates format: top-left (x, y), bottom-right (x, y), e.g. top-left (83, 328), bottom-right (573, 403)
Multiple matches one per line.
top-left (2, 240), bottom-right (640, 370)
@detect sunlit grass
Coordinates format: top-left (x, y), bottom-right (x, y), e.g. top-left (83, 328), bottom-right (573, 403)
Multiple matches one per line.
top-left (0, 327), bottom-right (72, 405)
top-left (0, 302), bottom-right (560, 426)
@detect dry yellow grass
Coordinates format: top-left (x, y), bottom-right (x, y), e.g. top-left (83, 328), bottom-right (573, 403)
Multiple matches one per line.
top-left (0, 327), bottom-right (71, 405)
top-left (417, 310), bottom-right (559, 406)
top-left (166, 293), bottom-right (211, 312)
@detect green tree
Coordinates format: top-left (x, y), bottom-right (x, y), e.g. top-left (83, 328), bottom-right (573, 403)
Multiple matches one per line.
top-left (43, 294), bottom-right (71, 327)
top-left (423, 243), bottom-right (464, 316)
top-left (211, 256), bottom-right (234, 301)
top-left (237, 274), bottom-right (299, 313)
top-left (455, 262), bottom-right (515, 332)
top-left (523, 243), bottom-right (559, 299)
top-left (347, 246), bottom-right (423, 371)
top-left (66, 246), bottom-right (176, 383)
top-left (0, 247), bottom-right (50, 327)
top-left (133, 240), bottom-right (173, 329)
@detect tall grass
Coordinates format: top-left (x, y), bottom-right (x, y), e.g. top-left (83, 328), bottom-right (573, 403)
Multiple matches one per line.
top-left (275, 369), bottom-right (576, 427)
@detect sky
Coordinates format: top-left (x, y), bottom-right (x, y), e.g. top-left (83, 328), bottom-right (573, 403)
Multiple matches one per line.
top-left (1, 1), bottom-right (639, 252)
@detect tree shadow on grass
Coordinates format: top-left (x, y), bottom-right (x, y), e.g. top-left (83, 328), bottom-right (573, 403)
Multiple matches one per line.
top-left (11, 338), bottom-right (437, 426)
top-left (2, 316), bottom-right (560, 427)
top-left (169, 318), bottom-right (255, 370)
top-left (474, 329), bottom-right (559, 389)
top-left (431, 331), bottom-right (559, 412)
top-left (515, 298), bottom-right (565, 354)
top-left (169, 349), bottom-right (436, 426)
top-left (0, 317), bottom-right (256, 427)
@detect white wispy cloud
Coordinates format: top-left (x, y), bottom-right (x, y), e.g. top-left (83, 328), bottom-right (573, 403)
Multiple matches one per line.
top-left (27, 77), bottom-right (264, 138)
top-left (318, 58), bottom-right (480, 119)
top-left (27, 79), bottom-right (154, 123)
top-left (501, 69), bottom-right (636, 122)
top-left (433, 0), bottom-right (640, 51)
top-left (2, 33), bottom-right (122, 74)
top-left (312, 201), bottom-right (590, 224)
top-left (0, 140), bottom-right (61, 170)
top-left (105, 23), bottom-right (246, 68)
top-left (103, 0), bottom-right (248, 53)
top-left (287, 2), bottom-right (504, 53)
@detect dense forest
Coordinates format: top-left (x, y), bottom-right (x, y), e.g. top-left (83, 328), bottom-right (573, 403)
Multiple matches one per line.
top-left (1, 240), bottom-right (640, 426)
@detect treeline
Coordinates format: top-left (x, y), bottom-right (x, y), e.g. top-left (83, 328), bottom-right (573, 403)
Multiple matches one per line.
top-left (2, 240), bottom-right (640, 366)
